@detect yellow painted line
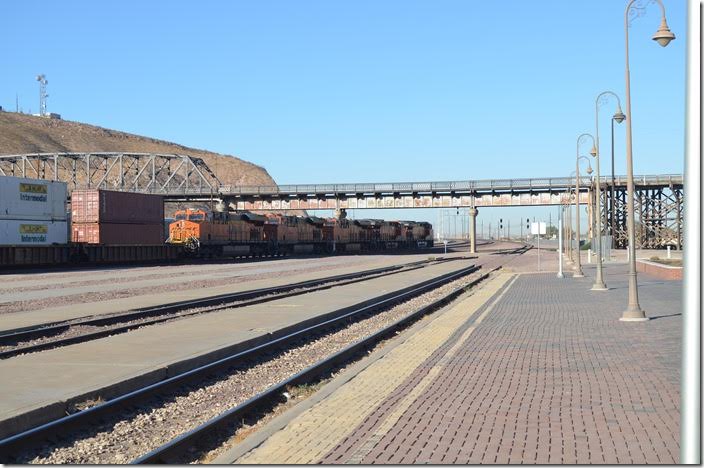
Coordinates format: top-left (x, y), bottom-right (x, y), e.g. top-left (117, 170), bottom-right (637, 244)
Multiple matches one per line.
top-left (236, 273), bottom-right (516, 464)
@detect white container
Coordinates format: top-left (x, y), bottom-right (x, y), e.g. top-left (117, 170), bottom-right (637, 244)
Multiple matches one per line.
top-left (0, 219), bottom-right (68, 245)
top-left (0, 176), bottom-right (67, 220)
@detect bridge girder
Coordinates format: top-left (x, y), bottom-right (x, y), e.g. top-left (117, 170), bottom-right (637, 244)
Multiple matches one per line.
top-left (0, 153), bottom-right (221, 195)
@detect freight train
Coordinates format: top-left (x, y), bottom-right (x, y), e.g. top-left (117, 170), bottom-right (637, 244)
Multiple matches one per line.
top-left (167, 208), bottom-right (434, 257)
top-left (0, 174), bottom-right (434, 266)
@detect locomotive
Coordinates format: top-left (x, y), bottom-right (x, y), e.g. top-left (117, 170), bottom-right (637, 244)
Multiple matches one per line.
top-left (167, 208), bottom-right (434, 257)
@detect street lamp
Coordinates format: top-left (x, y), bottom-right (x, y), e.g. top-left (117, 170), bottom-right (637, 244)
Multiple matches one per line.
top-left (574, 136), bottom-right (595, 277)
top-left (621, 0), bottom-right (675, 321)
top-left (564, 172), bottom-right (577, 265)
top-left (563, 188), bottom-right (577, 266)
top-left (567, 193), bottom-right (574, 263)
top-left (592, 91), bottom-right (625, 291)
top-left (609, 115), bottom-right (618, 249)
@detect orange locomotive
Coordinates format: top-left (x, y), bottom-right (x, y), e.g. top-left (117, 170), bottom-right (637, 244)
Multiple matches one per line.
top-left (167, 209), bottom-right (434, 257)
top-left (168, 209), bottom-right (267, 256)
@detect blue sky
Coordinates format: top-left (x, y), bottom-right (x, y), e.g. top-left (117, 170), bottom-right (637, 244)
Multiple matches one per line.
top-left (1, 0), bottom-right (687, 231)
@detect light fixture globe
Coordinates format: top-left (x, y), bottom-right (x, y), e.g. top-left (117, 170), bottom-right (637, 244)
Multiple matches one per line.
top-left (613, 109), bottom-right (626, 123)
top-left (586, 166), bottom-right (593, 175)
top-left (652, 18), bottom-right (675, 47)
top-left (589, 146), bottom-right (597, 157)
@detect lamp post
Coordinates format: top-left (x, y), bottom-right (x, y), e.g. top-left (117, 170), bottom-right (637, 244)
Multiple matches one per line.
top-left (574, 139), bottom-right (595, 278)
top-left (593, 92), bottom-right (625, 291)
top-left (621, 0), bottom-right (675, 320)
top-left (567, 196), bottom-right (573, 263)
top-left (559, 198), bottom-right (571, 276)
top-left (557, 206), bottom-right (564, 279)
top-left (610, 116), bottom-right (617, 249)
top-left (564, 172), bottom-right (576, 265)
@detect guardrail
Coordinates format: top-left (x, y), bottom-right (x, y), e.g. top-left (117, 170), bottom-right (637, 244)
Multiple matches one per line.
top-left (216, 174), bottom-right (682, 196)
top-left (59, 174), bottom-right (681, 197)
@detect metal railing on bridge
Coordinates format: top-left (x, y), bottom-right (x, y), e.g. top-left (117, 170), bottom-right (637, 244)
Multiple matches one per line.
top-left (219, 174), bottom-right (682, 196)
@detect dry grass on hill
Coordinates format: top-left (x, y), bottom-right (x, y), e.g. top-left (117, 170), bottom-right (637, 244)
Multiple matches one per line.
top-left (0, 112), bottom-right (309, 216)
top-left (0, 112), bottom-right (276, 187)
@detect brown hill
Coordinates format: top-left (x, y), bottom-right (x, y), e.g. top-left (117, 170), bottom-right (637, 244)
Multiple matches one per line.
top-left (0, 112), bottom-right (276, 187)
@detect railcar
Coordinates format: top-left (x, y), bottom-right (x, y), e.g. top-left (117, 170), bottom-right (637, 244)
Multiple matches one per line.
top-left (168, 208), bottom-right (267, 257)
top-left (400, 221), bottom-right (434, 247)
top-left (263, 213), bottom-right (324, 254)
top-left (323, 217), bottom-right (364, 252)
top-left (167, 209), bottom-right (434, 257)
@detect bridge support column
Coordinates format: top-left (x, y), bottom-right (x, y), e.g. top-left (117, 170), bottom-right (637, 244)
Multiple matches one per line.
top-left (469, 207), bottom-right (478, 253)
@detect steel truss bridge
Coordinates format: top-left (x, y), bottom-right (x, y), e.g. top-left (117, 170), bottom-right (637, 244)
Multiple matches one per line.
top-left (0, 152), bottom-right (221, 194)
top-left (0, 152), bottom-right (683, 249)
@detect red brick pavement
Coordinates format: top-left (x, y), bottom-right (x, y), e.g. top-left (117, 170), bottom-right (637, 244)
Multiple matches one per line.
top-left (319, 264), bottom-right (681, 464)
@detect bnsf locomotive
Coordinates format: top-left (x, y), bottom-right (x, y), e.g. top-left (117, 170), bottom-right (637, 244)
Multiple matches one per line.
top-left (167, 209), bottom-right (434, 257)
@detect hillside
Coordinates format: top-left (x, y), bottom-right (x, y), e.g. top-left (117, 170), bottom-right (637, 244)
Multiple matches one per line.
top-left (0, 112), bottom-right (276, 187)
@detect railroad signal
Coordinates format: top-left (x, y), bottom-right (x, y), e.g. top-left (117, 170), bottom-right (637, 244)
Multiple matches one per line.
top-left (526, 218), bottom-right (530, 230)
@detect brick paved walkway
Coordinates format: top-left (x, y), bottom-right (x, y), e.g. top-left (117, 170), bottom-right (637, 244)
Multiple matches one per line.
top-left (234, 264), bottom-right (681, 464)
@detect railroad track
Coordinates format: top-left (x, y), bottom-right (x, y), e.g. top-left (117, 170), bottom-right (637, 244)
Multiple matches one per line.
top-left (0, 243), bottom-right (531, 463)
top-left (0, 263), bottom-right (490, 464)
top-left (135, 265), bottom-right (497, 464)
top-left (0, 258), bottom-right (469, 359)
top-left (488, 244), bottom-right (532, 255)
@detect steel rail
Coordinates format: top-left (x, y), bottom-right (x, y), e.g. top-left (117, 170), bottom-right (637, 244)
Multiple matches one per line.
top-left (0, 259), bottom-right (452, 359)
top-left (133, 265), bottom-right (500, 464)
top-left (0, 263), bottom-right (481, 461)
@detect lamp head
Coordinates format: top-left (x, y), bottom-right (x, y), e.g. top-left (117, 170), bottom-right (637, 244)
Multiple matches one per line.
top-left (613, 108), bottom-right (626, 123)
top-left (589, 146), bottom-right (597, 157)
top-left (586, 166), bottom-right (593, 175)
top-left (652, 17), bottom-right (675, 47)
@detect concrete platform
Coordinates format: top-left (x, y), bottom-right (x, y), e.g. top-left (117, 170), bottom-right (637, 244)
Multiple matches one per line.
top-left (0, 254), bottom-right (438, 333)
top-left (225, 264), bottom-right (681, 464)
top-left (0, 255), bottom-right (390, 301)
top-left (0, 259), bottom-right (474, 439)
top-left (0, 260), bottom-right (373, 303)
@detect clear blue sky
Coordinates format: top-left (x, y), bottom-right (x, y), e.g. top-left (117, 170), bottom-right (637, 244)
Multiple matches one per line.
top-left (1, 0), bottom-right (687, 231)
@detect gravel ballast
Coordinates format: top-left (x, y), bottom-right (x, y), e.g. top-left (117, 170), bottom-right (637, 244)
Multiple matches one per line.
top-left (19, 269), bottom-right (492, 464)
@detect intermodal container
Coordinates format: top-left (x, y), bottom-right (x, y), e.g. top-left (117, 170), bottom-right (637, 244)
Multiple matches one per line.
top-left (0, 219), bottom-right (68, 245)
top-left (0, 176), bottom-right (67, 220)
top-left (71, 190), bottom-right (164, 224)
top-left (71, 223), bottom-right (165, 245)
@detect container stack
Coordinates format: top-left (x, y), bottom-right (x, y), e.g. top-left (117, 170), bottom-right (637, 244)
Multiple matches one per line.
top-left (0, 176), bottom-right (68, 245)
top-left (70, 190), bottom-right (165, 244)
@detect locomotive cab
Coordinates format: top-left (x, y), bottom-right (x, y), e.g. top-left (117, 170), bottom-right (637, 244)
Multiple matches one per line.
top-left (168, 209), bottom-right (209, 246)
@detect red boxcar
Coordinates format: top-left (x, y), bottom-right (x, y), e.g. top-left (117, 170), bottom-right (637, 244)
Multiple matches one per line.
top-left (71, 223), bottom-right (164, 244)
top-left (71, 190), bottom-right (164, 224)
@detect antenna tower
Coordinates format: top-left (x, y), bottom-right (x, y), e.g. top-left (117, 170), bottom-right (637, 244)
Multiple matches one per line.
top-left (36, 74), bottom-right (48, 116)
